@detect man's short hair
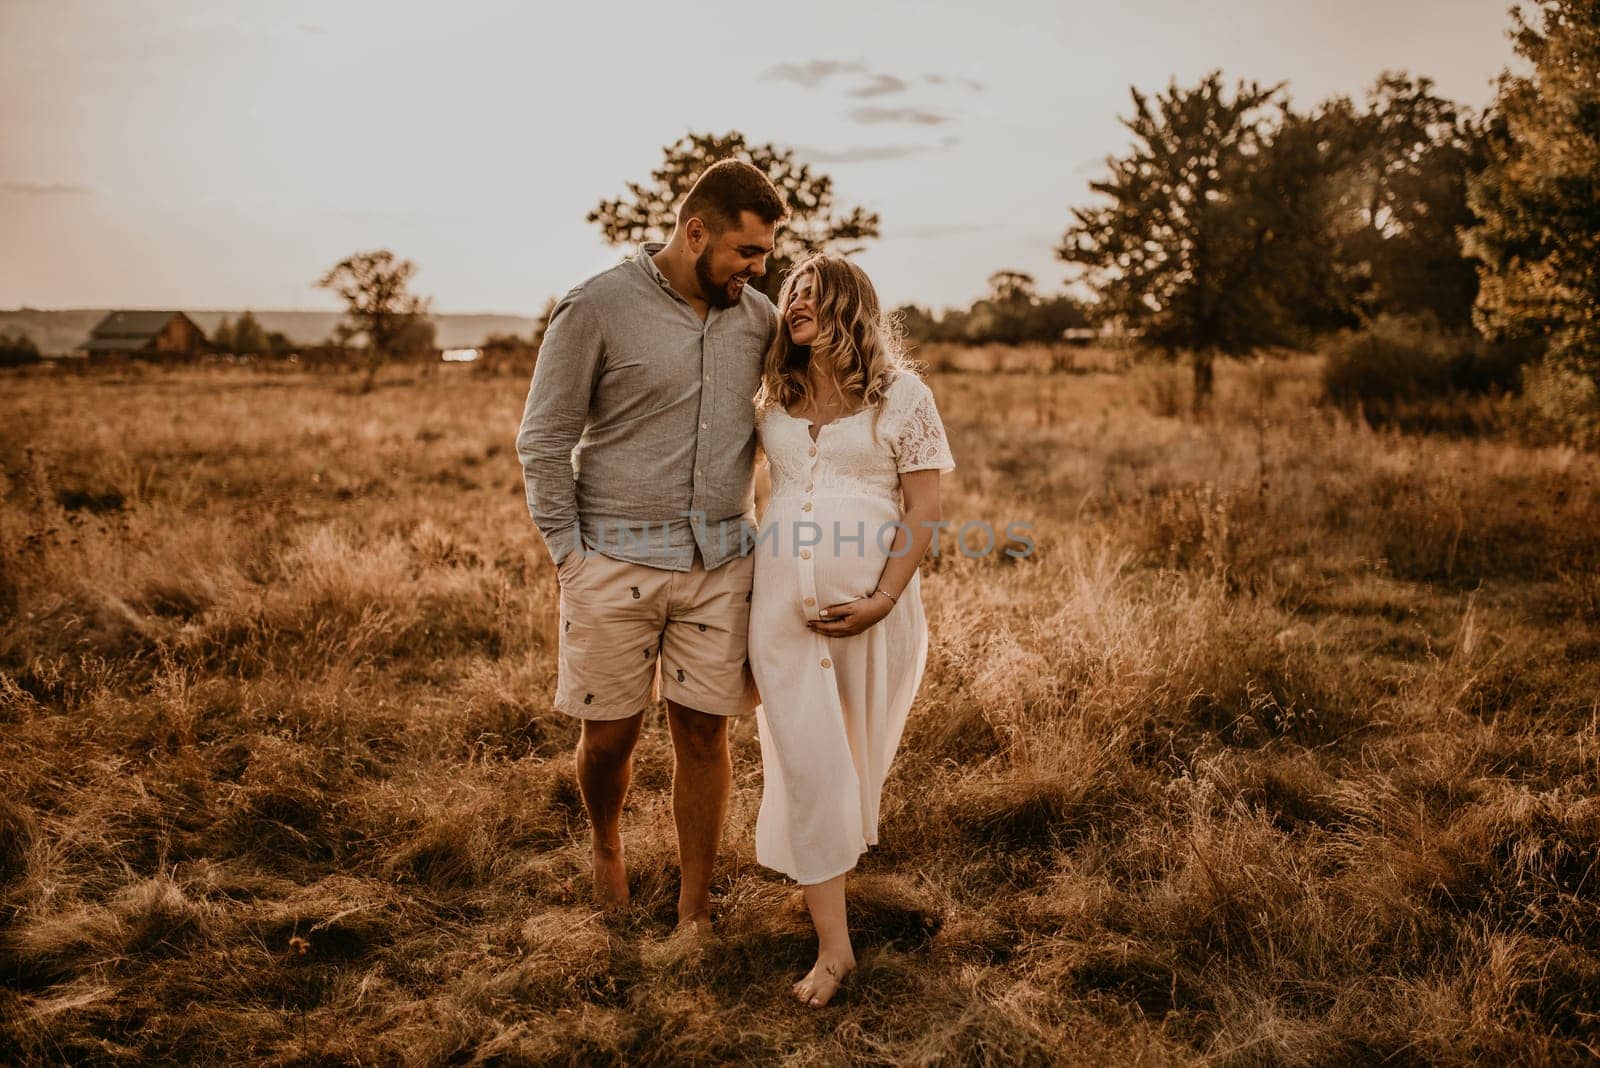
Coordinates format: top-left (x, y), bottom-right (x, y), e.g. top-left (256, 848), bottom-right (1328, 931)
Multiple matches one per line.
top-left (679, 160), bottom-right (789, 235)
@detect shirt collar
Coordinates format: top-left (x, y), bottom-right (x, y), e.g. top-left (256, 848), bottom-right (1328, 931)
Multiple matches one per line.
top-left (638, 241), bottom-right (726, 317)
top-left (637, 241), bottom-right (672, 292)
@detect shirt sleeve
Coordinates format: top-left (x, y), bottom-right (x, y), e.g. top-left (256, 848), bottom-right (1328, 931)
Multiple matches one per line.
top-left (515, 288), bottom-right (603, 565)
top-left (890, 375), bottom-right (956, 475)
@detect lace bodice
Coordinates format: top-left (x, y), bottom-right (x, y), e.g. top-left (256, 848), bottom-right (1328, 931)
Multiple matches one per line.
top-left (758, 371), bottom-right (955, 503)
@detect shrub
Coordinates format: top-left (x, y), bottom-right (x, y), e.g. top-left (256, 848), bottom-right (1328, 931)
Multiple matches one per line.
top-left (1519, 360), bottom-right (1600, 448)
top-left (1321, 314), bottom-right (1534, 414)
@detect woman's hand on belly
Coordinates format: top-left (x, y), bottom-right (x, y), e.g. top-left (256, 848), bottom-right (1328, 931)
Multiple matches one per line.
top-left (806, 592), bottom-right (895, 637)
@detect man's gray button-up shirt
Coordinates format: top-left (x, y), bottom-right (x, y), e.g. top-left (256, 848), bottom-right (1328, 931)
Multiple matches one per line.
top-left (516, 242), bottom-right (777, 572)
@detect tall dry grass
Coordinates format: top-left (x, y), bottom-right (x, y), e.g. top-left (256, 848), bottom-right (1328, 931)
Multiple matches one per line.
top-left (2, 356), bottom-right (1598, 1064)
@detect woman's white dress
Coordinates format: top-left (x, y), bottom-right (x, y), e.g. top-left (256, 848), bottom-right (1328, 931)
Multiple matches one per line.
top-left (749, 370), bottom-right (956, 885)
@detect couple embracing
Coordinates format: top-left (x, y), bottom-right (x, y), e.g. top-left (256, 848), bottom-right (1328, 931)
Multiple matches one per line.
top-left (515, 160), bottom-right (954, 1008)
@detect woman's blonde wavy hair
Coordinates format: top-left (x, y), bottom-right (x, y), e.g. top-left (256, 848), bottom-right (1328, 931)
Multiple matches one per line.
top-left (757, 253), bottom-right (913, 438)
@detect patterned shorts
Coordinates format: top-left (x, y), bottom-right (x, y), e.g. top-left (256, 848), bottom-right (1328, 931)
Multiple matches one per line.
top-left (554, 549), bottom-right (758, 721)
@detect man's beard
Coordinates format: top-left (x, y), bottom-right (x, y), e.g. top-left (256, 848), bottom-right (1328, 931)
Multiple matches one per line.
top-left (695, 247), bottom-right (746, 309)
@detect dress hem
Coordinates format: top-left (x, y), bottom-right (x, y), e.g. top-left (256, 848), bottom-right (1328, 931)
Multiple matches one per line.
top-left (759, 849), bottom-right (866, 887)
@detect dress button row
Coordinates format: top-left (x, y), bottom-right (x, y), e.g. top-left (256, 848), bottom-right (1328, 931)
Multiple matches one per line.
top-left (801, 502), bottom-right (812, 512)
top-left (804, 596), bottom-right (815, 606)
top-left (820, 658), bottom-right (832, 669)
top-left (800, 549), bottom-right (811, 560)
top-left (807, 446), bottom-right (817, 457)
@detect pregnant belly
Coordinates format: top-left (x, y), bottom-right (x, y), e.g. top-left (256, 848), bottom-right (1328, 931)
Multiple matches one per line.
top-left (755, 495), bottom-right (901, 608)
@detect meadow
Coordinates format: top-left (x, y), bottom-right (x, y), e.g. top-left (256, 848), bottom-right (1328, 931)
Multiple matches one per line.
top-left (2, 351), bottom-right (1598, 1065)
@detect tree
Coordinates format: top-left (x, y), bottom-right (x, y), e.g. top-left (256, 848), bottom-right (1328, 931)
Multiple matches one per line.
top-left (893, 303), bottom-right (941, 344)
top-left (1033, 294), bottom-right (1093, 341)
top-left (479, 296), bottom-right (553, 376)
top-left (231, 310), bottom-right (268, 357)
top-left (316, 250), bottom-right (433, 392)
top-left (264, 330), bottom-right (294, 359)
top-left (392, 315), bottom-right (437, 363)
top-left (211, 316), bottom-right (236, 354)
top-left (1323, 74), bottom-right (1486, 329)
top-left (1465, 1), bottom-right (1600, 397)
top-left (895, 281), bottom-right (1089, 347)
top-left (1238, 105), bottom-right (1367, 341)
top-left (986, 270), bottom-right (1038, 306)
top-left (0, 330), bottom-right (41, 367)
top-left (588, 131), bottom-right (880, 302)
top-left (963, 271), bottom-right (1037, 345)
top-left (1059, 73), bottom-right (1313, 406)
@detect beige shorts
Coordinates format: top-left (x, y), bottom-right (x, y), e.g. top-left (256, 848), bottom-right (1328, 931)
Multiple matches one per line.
top-left (554, 549), bottom-right (759, 721)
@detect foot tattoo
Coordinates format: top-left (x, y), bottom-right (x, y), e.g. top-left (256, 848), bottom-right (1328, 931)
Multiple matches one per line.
top-left (793, 956), bottom-right (855, 1008)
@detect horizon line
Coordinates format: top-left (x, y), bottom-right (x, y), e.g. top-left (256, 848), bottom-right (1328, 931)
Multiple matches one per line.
top-left (1, 305), bottom-right (543, 318)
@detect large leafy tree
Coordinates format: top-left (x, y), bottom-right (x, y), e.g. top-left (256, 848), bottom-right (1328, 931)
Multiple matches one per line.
top-left (1465, 1), bottom-right (1600, 384)
top-left (1323, 73), bottom-right (1485, 329)
top-left (1059, 73), bottom-right (1335, 405)
top-left (317, 250), bottom-right (434, 392)
top-left (1241, 105), bottom-right (1365, 340)
top-left (588, 131), bottom-right (880, 302)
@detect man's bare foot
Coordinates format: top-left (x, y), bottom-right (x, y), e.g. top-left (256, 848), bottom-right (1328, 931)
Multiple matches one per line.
top-left (591, 841), bottom-right (628, 909)
top-left (675, 914), bottom-right (714, 940)
top-left (641, 918), bottom-right (714, 969)
top-left (792, 952), bottom-right (855, 1008)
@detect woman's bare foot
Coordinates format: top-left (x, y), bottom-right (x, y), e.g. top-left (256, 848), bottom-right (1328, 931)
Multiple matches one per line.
top-left (792, 952), bottom-right (855, 1007)
top-left (591, 841), bottom-right (628, 909)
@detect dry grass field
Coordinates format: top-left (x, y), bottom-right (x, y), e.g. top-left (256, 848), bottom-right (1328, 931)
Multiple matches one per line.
top-left (2, 353), bottom-right (1599, 1065)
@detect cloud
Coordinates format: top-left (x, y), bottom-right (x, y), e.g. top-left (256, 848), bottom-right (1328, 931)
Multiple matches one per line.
top-left (848, 106), bottom-right (951, 126)
top-left (765, 61), bottom-right (968, 96)
top-left (797, 138), bottom-right (960, 164)
top-left (1, 181), bottom-right (90, 196)
top-left (762, 59), bottom-right (866, 87)
top-left (847, 74), bottom-right (909, 98)
top-left (925, 73), bottom-right (986, 92)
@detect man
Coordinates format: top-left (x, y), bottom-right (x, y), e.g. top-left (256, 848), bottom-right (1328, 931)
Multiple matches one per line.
top-left (516, 160), bottom-right (787, 933)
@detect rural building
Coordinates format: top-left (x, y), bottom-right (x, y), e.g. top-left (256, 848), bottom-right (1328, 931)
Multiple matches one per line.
top-left (80, 311), bottom-right (209, 360)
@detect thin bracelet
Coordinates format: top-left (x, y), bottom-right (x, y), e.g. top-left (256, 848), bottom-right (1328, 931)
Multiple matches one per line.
top-left (874, 587), bottom-right (899, 604)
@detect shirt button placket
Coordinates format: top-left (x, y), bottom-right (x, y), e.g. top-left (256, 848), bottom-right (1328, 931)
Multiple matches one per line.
top-left (690, 331), bottom-right (712, 564)
top-left (799, 437), bottom-right (823, 626)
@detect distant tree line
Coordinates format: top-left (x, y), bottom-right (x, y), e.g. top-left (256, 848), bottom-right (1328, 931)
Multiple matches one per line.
top-left (479, 297), bottom-right (554, 376)
top-left (0, 331), bottom-right (41, 367)
top-left (210, 311), bottom-right (295, 359)
top-left (894, 271), bottom-right (1091, 346)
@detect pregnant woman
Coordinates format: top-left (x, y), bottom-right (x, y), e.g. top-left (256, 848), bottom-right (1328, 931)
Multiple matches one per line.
top-left (748, 253), bottom-right (954, 1008)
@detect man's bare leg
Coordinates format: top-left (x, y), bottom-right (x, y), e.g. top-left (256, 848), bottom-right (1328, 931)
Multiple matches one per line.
top-left (575, 711), bottom-right (645, 909)
top-left (665, 700), bottom-right (731, 932)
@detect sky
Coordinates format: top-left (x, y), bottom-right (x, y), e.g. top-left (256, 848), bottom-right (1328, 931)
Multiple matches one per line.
top-left (1, 0), bottom-right (1523, 315)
